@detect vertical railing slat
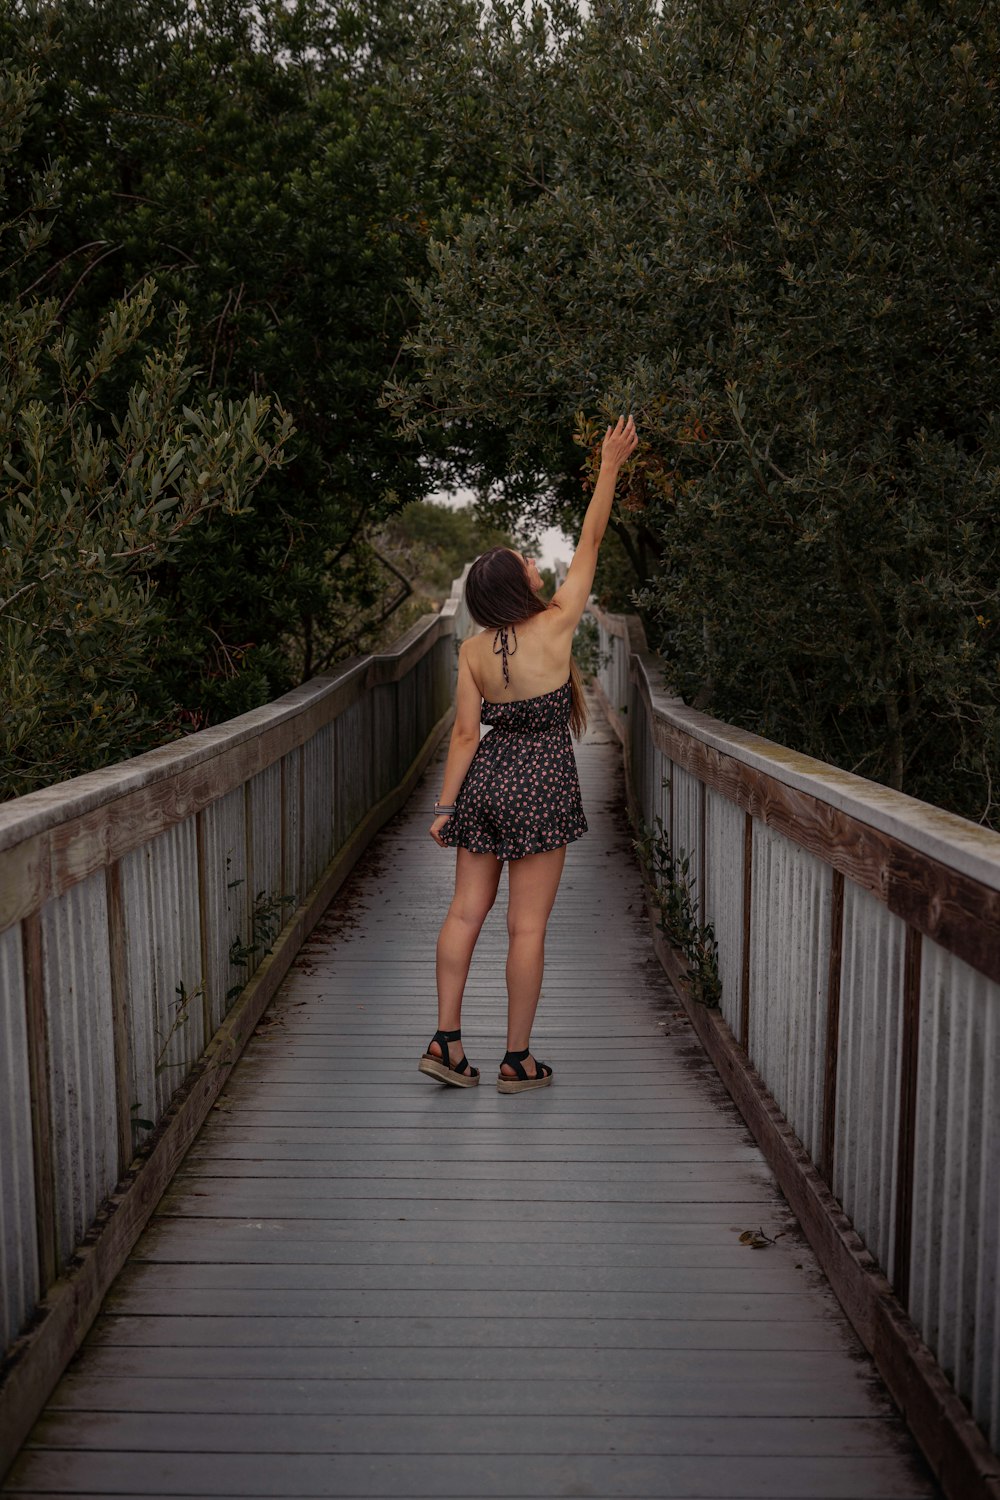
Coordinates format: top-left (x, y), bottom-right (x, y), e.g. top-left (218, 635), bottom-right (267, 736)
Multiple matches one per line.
top-left (21, 914), bottom-right (55, 1293)
top-left (104, 862), bottom-right (133, 1177)
top-left (894, 926), bottom-right (923, 1305)
top-left (740, 812), bottom-right (753, 1052)
top-left (820, 868), bottom-right (845, 1183)
top-left (1, 924), bottom-right (40, 1349)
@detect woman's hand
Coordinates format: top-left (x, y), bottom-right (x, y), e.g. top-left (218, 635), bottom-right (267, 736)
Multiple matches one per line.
top-left (601, 413), bottom-right (638, 470)
top-left (429, 814), bottom-right (452, 847)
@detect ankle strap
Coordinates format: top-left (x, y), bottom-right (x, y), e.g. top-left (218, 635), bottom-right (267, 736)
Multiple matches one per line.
top-left (500, 1046), bottom-right (531, 1081)
top-left (436, 1028), bottom-right (461, 1042)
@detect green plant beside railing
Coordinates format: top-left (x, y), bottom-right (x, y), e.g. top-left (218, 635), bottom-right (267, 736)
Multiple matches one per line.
top-left (227, 886), bottom-right (298, 1002)
top-left (632, 805), bottom-right (722, 1010)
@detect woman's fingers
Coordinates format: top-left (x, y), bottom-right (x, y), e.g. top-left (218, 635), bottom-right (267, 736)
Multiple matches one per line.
top-left (601, 412), bottom-right (639, 463)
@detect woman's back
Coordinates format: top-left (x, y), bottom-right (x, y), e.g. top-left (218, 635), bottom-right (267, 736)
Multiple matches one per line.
top-left (466, 609), bottom-right (573, 704)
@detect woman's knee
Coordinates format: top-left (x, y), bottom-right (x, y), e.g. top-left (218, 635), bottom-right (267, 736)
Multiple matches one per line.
top-left (449, 893), bottom-right (496, 931)
top-left (506, 913), bottom-right (547, 942)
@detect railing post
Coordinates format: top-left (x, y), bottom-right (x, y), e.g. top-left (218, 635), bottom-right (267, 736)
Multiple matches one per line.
top-left (739, 812), bottom-right (753, 1052)
top-left (893, 925), bottom-right (923, 1305)
top-left (820, 868), bottom-right (845, 1183)
top-left (243, 779), bottom-right (255, 976)
top-left (21, 913), bottom-right (56, 1290)
top-left (698, 779), bottom-right (707, 924)
top-left (195, 809), bottom-right (212, 1046)
top-left (105, 862), bottom-right (134, 1177)
top-left (666, 757), bottom-right (675, 853)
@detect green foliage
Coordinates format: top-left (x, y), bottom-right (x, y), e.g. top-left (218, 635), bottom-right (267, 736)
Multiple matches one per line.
top-left (227, 887), bottom-right (298, 1002)
top-left (1, 0), bottom-right (484, 729)
top-left (353, 499), bottom-right (528, 654)
top-left (633, 807), bottom-right (721, 1010)
top-left (387, 0), bottom-right (1000, 826)
top-left (154, 981), bottom-right (201, 1077)
top-left (570, 614), bottom-right (611, 681)
top-left (7, 0), bottom-right (998, 825)
top-left (378, 500), bottom-right (518, 597)
top-left (0, 67), bottom-right (293, 798)
top-left (131, 976), bottom-right (206, 1135)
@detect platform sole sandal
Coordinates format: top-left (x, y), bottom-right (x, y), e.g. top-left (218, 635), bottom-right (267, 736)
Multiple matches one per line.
top-left (497, 1046), bottom-right (553, 1093)
top-left (418, 1027), bottom-right (480, 1087)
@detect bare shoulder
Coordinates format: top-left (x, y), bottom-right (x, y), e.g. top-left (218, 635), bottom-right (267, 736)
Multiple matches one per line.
top-left (461, 629), bottom-right (493, 656)
top-left (461, 629), bottom-right (491, 693)
top-left (460, 628), bottom-right (488, 660)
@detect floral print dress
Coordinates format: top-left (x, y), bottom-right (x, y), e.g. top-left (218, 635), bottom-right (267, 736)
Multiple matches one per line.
top-left (438, 651), bottom-right (589, 862)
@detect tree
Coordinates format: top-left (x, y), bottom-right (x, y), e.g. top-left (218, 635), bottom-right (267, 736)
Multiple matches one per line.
top-left (1, 0), bottom-right (484, 715)
top-left (387, 0), bottom-right (1000, 825)
top-left (0, 66), bottom-right (292, 798)
top-left (350, 500), bottom-right (525, 654)
top-left (380, 500), bottom-right (521, 596)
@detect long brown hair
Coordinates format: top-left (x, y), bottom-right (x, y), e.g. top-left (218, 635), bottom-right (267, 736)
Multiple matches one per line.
top-left (464, 546), bottom-right (588, 738)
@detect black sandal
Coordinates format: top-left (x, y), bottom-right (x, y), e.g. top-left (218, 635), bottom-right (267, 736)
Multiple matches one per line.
top-left (497, 1046), bottom-right (553, 1094)
top-left (418, 1028), bottom-right (480, 1087)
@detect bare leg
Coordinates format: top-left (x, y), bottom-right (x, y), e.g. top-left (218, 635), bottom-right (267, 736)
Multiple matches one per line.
top-left (430, 847), bottom-right (503, 1067)
top-left (503, 843), bottom-right (567, 1077)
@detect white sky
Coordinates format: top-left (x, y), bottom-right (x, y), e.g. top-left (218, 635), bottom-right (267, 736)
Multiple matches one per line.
top-left (428, 489), bottom-right (574, 573)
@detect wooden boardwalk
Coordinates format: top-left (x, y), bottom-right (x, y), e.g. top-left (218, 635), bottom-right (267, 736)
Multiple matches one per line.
top-left (4, 687), bottom-right (941, 1499)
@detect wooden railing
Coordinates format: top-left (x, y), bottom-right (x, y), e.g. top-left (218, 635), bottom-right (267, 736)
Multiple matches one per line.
top-left (589, 603), bottom-right (1000, 1500)
top-left (0, 567), bottom-right (474, 1474)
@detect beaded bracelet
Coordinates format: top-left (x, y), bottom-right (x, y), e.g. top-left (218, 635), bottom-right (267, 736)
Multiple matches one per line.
top-left (433, 802), bottom-right (456, 816)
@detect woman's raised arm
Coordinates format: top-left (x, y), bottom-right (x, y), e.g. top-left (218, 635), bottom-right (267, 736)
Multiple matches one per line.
top-left (550, 415), bottom-right (639, 627)
top-left (578, 414), bottom-right (639, 550)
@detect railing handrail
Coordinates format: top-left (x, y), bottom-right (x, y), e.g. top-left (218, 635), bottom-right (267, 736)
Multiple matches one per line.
top-left (0, 568), bottom-right (471, 939)
top-left (0, 570), bottom-right (468, 858)
top-left (595, 603), bottom-right (1000, 893)
top-left (591, 603), bottom-right (1000, 990)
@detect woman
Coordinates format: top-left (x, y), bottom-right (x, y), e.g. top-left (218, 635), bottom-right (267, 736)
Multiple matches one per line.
top-left (419, 414), bottom-right (639, 1093)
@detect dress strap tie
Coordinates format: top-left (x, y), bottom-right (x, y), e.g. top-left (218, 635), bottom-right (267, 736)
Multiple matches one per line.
top-left (492, 624), bottom-right (517, 689)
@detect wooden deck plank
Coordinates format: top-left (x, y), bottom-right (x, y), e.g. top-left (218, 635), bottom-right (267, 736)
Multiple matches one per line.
top-left (176, 1159), bottom-right (766, 1180)
top-left (4, 686), bottom-right (939, 1499)
top-left (43, 1343), bottom-right (876, 1382)
top-left (175, 1108), bottom-right (746, 1126)
top-left (152, 1195), bottom-right (782, 1218)
top-left (1, 1450), bottom-right (938, 1497)
top-left (104, 1263), bottom-right (818, 1295)
top-left (83, 1314), bottom-right (844, 1347)
top-left (24, 1411), bottom-right (921, 1458)
top-left (127, 1239), bottom-right (807, 1267)
top-left (163, 1177), bottom-right (778, 1205)
top-left (136, 1215), bottom-right (809, 1241)
top-left (43, 1373), bottom-right (898, 1418)
top-left (98, 1290), bottom-right (835, 1321)
top-left (44, 1338), bottom-right (881, 1380)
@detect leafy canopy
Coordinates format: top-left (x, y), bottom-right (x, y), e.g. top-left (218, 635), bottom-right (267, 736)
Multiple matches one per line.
top-left (387, 0), bottom-right (1000, 825)
top-left (0, 65), bottom-right (292, 796)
